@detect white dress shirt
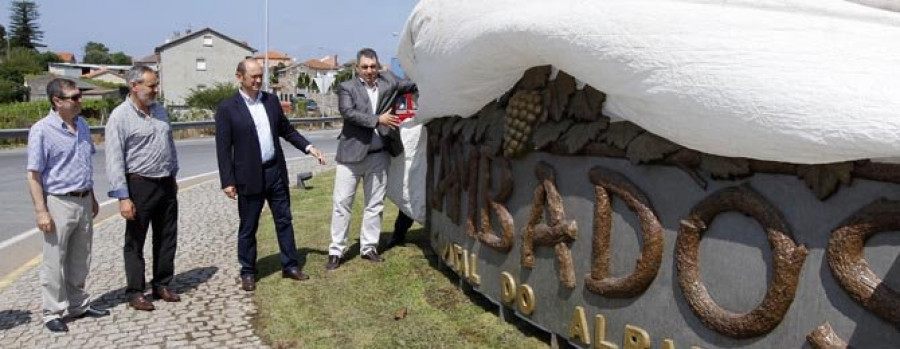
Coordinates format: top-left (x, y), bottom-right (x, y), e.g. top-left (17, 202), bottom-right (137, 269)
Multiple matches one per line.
top-left (239, 89), bottom-right (275, 162)
top-left (361, 79), bottom-right (383, 151)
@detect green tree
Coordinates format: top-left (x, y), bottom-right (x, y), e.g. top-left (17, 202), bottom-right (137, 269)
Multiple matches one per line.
top-left (37, 51), bottom-right (60, 69)
top-left (0, 78), bottom-right (27, 103)
top-left (0, 24), bottom-right (7, 57)
top-left (8, 1), bottom-right (43, 49)
top-left (1, 46), bottom-right (41, 78)
top-left (185, 83), bottom-right (237, 111)
top-left (109, 51), bottom-right (132, 65)
top-left (270, 62), bottom-right (285, 84)
top-left (330, 67), bottom-right (353, 92)
top-left (83, 41), bottom-right (112, 64)
top-left (296, 72), bottom-right (311, 89)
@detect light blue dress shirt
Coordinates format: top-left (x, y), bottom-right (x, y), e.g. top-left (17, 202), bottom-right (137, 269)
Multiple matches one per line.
top-left (26, 110), bottom-right (95, 194)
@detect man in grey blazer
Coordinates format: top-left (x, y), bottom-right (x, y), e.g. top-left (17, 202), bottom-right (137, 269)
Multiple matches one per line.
top-left (327, 48), bottom-right (416, 270)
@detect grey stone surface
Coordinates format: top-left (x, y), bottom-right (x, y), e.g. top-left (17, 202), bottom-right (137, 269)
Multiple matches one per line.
top-left (0, 156), bottom-right (334, 348)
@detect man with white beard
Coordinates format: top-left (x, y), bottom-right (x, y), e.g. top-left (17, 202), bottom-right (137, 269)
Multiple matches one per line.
top-left (105, 66), bottom-right (181, 311)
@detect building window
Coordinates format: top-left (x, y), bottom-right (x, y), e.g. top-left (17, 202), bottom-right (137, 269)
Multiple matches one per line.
top-left (203, 35), bottom-right (213, 47)
top-left (197, 84), bottom-right (207, 90)
top-left (196, 58), bottom-right (207, 71)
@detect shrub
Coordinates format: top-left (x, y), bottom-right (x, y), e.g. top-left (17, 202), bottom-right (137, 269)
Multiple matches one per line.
top-left (185, 83), bottom-right (237, 111)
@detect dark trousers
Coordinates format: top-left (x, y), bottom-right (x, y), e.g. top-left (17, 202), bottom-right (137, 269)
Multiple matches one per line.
top-left (237, 164), bottom-right (300, 276)
top-left (124, 175), bottom-right (178, 295)
top-left (394, 211), bottom-right (414, 236)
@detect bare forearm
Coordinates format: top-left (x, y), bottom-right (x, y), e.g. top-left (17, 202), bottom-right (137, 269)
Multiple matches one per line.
top-left (25, 172), bottom-right (47, 214)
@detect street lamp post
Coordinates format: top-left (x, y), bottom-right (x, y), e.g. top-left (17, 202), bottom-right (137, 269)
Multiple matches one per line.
top-left (263, 0), bottom-right (270, 92)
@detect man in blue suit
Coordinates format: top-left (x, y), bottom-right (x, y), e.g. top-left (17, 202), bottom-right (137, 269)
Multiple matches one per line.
top-left (215, 59), bottom-right (327, 291)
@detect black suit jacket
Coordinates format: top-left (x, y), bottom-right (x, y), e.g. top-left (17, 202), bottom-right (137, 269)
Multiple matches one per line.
top-left (336, 71), bottom-right (417, 163)
top-left (215, 91), bottom-right (311, 196)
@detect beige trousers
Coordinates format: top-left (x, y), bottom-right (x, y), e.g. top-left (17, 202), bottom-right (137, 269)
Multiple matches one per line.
top-left (41, 194), bottom-right (93, 323)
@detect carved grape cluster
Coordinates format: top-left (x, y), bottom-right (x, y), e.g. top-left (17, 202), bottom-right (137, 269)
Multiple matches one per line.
top-left (504, 90), bottom-right (544, 157)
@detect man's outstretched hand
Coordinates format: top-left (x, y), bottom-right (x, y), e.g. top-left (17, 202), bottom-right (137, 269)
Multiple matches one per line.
top-left (309, 146), bottom-right (327, 165)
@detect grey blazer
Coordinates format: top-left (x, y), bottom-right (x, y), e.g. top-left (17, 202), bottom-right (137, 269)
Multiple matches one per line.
top-left (335, 71), bottom-right (417, 163)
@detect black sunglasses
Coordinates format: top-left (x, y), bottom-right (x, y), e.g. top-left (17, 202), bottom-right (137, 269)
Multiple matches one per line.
top-left (59, 93), bottom-right (82, 102)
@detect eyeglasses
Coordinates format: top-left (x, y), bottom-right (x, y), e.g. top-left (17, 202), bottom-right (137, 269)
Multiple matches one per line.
top-left (58, 94), bottom-right (82, 102)
top-left (358, 64), bottom-right (378, 70)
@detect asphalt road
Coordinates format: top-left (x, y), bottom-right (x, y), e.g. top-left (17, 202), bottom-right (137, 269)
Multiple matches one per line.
top-left (0, 128), bottom-right (341, 244)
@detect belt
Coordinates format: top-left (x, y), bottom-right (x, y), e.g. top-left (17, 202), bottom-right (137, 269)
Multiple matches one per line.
top-left (367, 148), bottom-right (385, 154)
top-left (128, 174), bottom-right (173, 183)
top-left (54, 190), bottom-right (91, 198)
top-left (262, 159), bottom-right (278, 168)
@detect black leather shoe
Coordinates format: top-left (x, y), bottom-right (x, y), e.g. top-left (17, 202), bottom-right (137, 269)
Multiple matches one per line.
top-left (240, 275), bottom-right (256, 292)
top-left (44, 318), bottom-right (68, 332)
top-left (74, 307), bottom-right (110, 319)
top-left (386, 233), bottom-right (406, 249)
top-left (361, 250), bottom-right (385, 263)
top-left (281, 267), bottom-right (310, 281)
top-left (325, 255), bottom-right (341, 271)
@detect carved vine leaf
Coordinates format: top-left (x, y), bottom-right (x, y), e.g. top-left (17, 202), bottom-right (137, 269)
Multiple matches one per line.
top-left (461, 117), bottom-right (478, 143)
top-left (566, 86), bottom-right (605, 121)
top-left (483, 110), bottom-right (506, 155)
top-left (584, 85), bottom-right (607, 117)
top-left (533, 119), bottom-right (575, 150)
top-left (440, 116), bottom-right (458, 137)
top-left (700, 154), bottom-right (751, 180)
top-left (797, 162), bottom-right (854, 200)
top-left (602, 121), bottom-right (644, 150)
top-left (474, 102), bottom-right (500, 143)
top-left (451, 116), bottom-right (466, 135)
top-left (543, 71), bottom-right (576, 122)
top-left (517, 65), bottom-right (552, 91)
top-left (561, 119), bottom-right (609, 154)
top-left (625, 133), bottom-right (682, 165)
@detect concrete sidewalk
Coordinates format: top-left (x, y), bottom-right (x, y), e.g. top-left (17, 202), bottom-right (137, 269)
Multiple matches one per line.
top-left (0, 157), bottom-right (334, 348)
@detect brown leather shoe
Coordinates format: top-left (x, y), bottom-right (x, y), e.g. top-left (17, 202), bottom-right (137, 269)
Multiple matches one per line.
top-left (153, 287), bottom-right (181, 302)
top-left (361, 250), bottom-right (385, 263)
top-left (281, 267), bottom-right (309, 281)
top-left (128, 294), bottom-right (155, 311)
top-left (240, 275), bottom-right (256, 292)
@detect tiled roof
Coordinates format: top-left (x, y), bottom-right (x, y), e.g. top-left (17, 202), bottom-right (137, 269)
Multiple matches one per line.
top-left (253, 50), bottom-right (291, 60)
top-left (56, 52), bottom-right (75, 63)
top-left (82, 69), bottom-right (123, 79)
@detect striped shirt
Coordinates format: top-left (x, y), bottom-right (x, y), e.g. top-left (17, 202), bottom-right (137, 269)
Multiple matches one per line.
top-left (105, 97), bottom-right (178, 198)
top-left (26, 110), bottom-right (95, 195)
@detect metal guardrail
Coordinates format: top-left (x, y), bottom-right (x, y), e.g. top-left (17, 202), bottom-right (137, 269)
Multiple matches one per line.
top-left (0, 117), bottom-right (343, 140)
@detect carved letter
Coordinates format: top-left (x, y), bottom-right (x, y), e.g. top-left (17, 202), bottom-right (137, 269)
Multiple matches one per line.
top-left (467, 252), bottom-right (481, 285)
top-left (476, 151), bottom-right (516, 252)
top-left (517, 284), bottom-right (536, 315)
top-left (521, 161), bottom-right (578, 288)
top-left (676, 184), bottom-right (808, 338)
top-left (827, 199), bottom-right (900, 328)
top-left (594, 314), bottom-right (618, 349)
top-left (500, 272), bottom-right (517, 304)
top-left (585, 166), bottom-right (664, 298)
top-left (623, 325), bottom-right (651, 349)
top-left (806, 322), bottom-right (849, 349)
top-left (569, 306), bottom-right (591, 345)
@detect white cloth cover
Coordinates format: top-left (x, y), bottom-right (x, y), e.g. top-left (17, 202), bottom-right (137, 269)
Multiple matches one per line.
top-left (397, 0), bottom-right (900, 164)
top-left (386, 122), bottom-right (427, 223)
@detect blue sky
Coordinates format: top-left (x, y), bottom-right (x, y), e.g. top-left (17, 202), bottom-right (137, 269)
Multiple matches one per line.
top-left (0, 0), bottom-right (419, 64)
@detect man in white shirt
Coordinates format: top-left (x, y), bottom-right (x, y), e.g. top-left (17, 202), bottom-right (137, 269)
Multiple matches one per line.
top-left (214, 59), bottom-right (326, 292)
